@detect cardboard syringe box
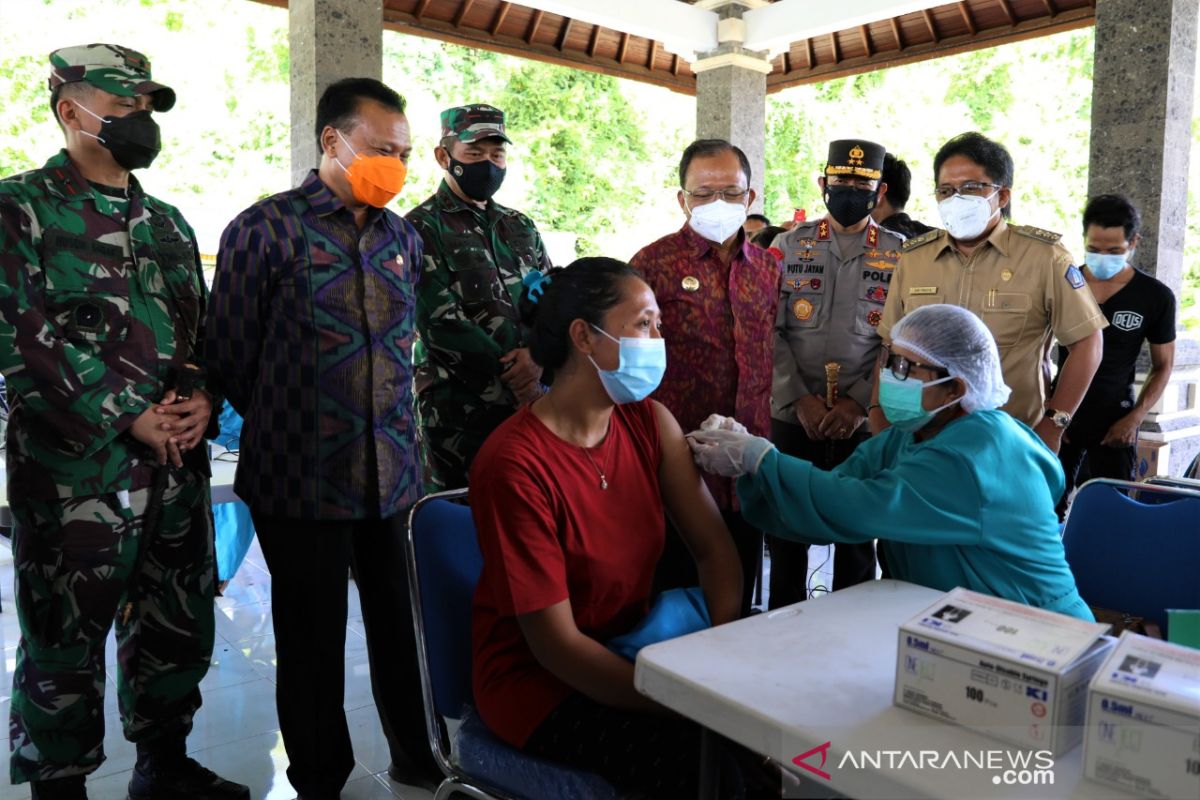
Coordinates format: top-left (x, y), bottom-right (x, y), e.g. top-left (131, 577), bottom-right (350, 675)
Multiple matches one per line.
top-left (895, 587), bottom-right (1114, 754)
top-left (1083, 631), bottom-right (1200, 799)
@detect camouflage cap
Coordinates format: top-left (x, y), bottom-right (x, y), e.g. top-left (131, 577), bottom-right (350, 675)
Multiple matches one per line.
top-left (440, 104), bottom-right (511, 144)
top-left (49, 44), bottom-right (176, 112)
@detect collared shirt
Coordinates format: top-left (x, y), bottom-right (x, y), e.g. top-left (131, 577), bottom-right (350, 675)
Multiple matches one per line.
top-left (630, 223), bottom-right (779, 510)
top-left (0, 150), bottom-right (206, 499)
top-left (207, 171), bottom-right (423, 520)
top-left (772, 217), bottom-right (903, 419)
top-left (406, 181), bottom-right (551, 431)
top-left (879, 220), bottom-right (1107, 427)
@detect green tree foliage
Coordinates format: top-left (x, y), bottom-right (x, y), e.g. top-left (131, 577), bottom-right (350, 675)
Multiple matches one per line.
top-left (497, 65), bottom-right (648, 255)
top-left (945, 50), bottom-right (1014, 130)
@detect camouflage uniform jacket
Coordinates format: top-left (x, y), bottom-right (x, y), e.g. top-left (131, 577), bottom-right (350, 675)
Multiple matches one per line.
top-left (0, 150), bottom-right (208, 499)
top-left (405, 180), bottom-right (551, 431)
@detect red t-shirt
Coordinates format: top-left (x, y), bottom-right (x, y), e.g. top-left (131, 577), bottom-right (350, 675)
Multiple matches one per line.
top-left (470, 399), bottom-right (665, 748)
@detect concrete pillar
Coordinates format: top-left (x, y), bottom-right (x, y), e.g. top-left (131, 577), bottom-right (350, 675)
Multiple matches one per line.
top-left (1087, 0), bottom-right (1197, 295)
top-left (289, 0), bottom-right (383, 187)
top-left (1087, 0), bottom-right (1200, 477)
top-left (692, 1), bottom-right (773, 213)
top-left (694, 59), bottom-right (768, 213)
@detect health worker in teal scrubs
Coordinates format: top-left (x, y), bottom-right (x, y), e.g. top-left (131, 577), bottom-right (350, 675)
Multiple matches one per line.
top-left (687, 303), bottom-right (1092, 620)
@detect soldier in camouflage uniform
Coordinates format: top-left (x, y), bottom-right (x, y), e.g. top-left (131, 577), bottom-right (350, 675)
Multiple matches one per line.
top-left (406, 104), bottom-right (552, 491)
top-left (0, 45), bottom-right (248, 800)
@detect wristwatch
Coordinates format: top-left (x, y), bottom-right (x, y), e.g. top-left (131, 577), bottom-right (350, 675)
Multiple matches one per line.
top-left (1044, 408), bottom-right (1072, 429)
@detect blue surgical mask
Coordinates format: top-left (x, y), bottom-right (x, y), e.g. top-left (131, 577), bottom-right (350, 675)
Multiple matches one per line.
top-left (878, 371), bottom-right (958, 432)
top-left (1084, 251), bottom-right (1130, 281)
top-left (588, 325), bottom-right (667, 404)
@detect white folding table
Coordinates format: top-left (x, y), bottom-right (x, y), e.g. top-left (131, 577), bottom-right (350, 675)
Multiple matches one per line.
top-left (635, 579), bottom-right (1140, 800)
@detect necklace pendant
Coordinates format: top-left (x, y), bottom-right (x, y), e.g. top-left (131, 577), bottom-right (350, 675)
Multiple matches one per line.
top-left (600, 476), bottom-right (609, 490)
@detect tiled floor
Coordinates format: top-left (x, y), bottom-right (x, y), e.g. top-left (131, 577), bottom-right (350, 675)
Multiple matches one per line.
top-left (0, 538), bottom-right (434, 800)
top-left (0, 528), bottom-right (845, 800)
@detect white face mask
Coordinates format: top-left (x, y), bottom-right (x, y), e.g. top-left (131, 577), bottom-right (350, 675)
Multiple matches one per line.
top-left (688, 199), bottom-right (747, 244)
top-left (938, 190), bottom-right (1000, 241)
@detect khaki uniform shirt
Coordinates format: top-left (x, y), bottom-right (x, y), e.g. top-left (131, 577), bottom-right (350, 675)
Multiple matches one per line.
top-left (772, 217), bottom-right (904, 419)
top-left (878, 220), bottom-right (1107, 427)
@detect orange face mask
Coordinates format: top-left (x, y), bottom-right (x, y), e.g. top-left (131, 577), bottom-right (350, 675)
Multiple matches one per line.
top-left (335, 130), bottom-right (407, 208)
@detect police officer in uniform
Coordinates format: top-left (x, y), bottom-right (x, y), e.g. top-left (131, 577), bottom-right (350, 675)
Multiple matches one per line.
top-left (407, 104), bottom-right (552, 491)
top-left (0, 44), bottom-right (248, 800)
top-left (768, 140), bottom-right (902, 607)
top-left (875, 132), bottom-right (1105, 453)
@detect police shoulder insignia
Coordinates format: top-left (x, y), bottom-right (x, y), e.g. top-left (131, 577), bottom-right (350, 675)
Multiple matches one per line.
top-left (1012, 224), bottom-right (1062, 244)
top-left (902, 229), bottom-right (942, 251)
top-left (1065, 265), bottom-right (1086, 289)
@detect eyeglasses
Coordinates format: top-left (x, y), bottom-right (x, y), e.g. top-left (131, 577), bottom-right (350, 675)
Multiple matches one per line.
top-left (683, 188), bottom-right (750, 204)
top-left (885, 352), bottom-right (949, 381)
top-left (934, 181), bottom-right (1002, 202)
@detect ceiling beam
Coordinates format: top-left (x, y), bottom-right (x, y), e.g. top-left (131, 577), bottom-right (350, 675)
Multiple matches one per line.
top-left (859, 24), bottom-right (872, 57)
top-left (526, 9), bottom-right (543, 43)
top-left (489, 2), bottom-right (511, 36)
top-left (767, 5), bottom-right (1093, 93)
top-left (922, 8), bottom-right (939, 42)
top-left (829, 32), bottom-right (840, 64)
top-left (958, 2), bottom-right (976, 35)
top-left (743, 0), bottom-right (948, 57)
top-left (997, 0), bottom-right (1016, 25)
top-left (647, 38), bottom-right (659, 69)
top-left (512, 0), bottom-right (716, 59)
top-left (452, 0), bottom-right (475, 27)
top-left (890, 16), bottom-right (903, 49)
top-left (557, 17), bottom-right (573, 50)
top-left (587, 23), bottom-right (600, 57)
top-left (379, 5), bottom-right (695, 94)
top-left (617, 32), bottom-right (629, 64)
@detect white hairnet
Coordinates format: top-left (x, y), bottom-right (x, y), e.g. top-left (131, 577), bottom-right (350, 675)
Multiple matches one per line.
top-left (891, 304), bottom-right (1011, 413)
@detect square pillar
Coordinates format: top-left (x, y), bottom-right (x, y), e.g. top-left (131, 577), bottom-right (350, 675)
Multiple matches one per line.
top-left (694, 56), bottom-right (768, 214)
top-left (1089, 0), bottom-right (1200, 476)
top-left (1087, 0), bottom-right (1197, 295)
top-left (289, 0), bottom-right (383, 187)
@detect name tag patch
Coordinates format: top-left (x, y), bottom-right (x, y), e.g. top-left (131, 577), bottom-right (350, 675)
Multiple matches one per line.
top-left (910, 286), bottom-right (939, 295)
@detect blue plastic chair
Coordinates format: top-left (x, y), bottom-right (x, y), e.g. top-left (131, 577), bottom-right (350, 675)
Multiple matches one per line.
top-left (1062, 478), bottom-right (1200, 635)
top-left (406, 490), bottom-right (618, 800)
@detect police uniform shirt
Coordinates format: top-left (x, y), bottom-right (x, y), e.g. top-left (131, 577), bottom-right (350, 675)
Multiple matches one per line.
top-left (878, 219), bottom-right (1107, 427)
top-left (772, 218), bottom-right (904, 419)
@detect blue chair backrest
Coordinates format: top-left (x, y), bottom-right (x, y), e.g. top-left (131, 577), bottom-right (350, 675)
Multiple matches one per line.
top-left (408, 492), bottom-right (481, 720)
top-left (1062, 479), bottom-right (1200, 633)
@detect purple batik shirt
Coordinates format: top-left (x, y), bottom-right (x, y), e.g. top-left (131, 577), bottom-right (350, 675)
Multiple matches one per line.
top-left (206, 171), bottom-right (422, 520)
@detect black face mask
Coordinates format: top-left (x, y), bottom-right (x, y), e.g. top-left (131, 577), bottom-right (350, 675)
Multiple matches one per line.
top-left (78, 105), bottom-right (162, 171)
top-left (448, 156), bottom-right (506, 201)
top-left (824, 184), bottom-right (877, 228)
